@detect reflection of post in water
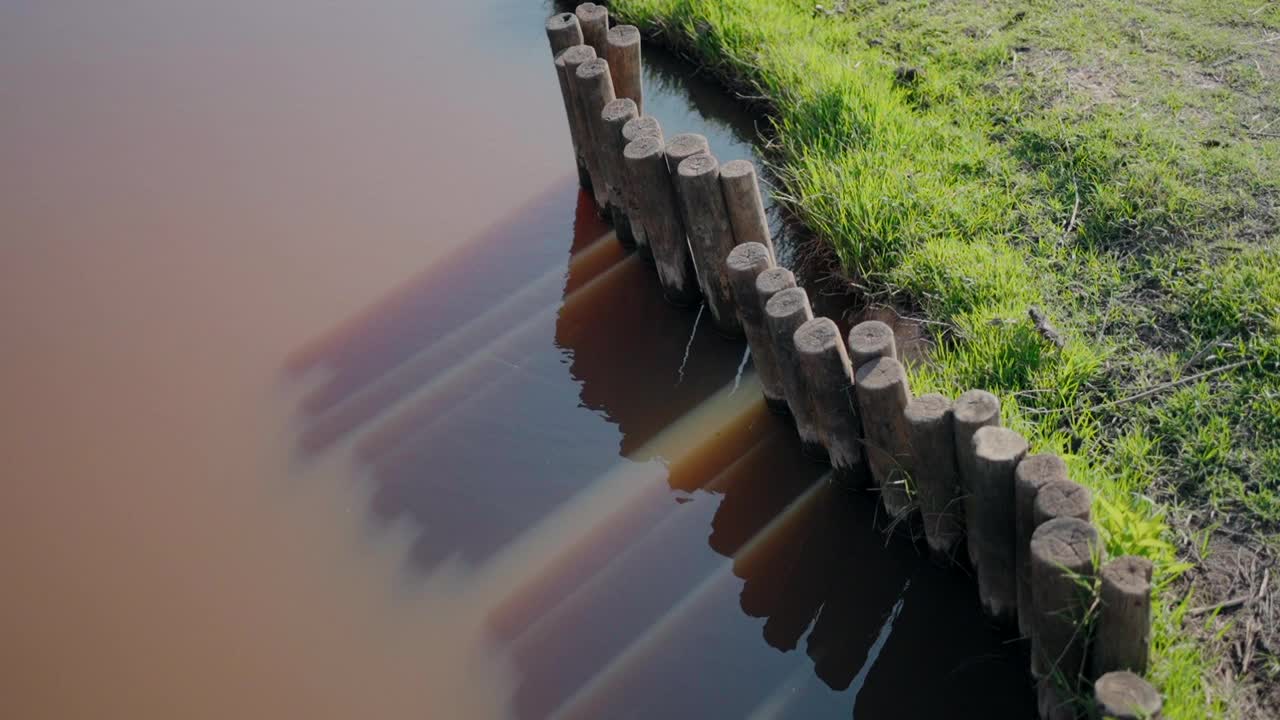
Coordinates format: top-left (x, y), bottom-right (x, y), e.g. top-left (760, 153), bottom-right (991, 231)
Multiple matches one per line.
top-left (554, 249), bottom-right (746, 458)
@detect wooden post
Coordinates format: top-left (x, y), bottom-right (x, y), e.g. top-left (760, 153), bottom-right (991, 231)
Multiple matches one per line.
top-left (675, 153), bottom-right (742, 337)
top-left (847, 320), bottom-right (897, 368)
top-left (954, 389), bottom-right (1001, 567)
top-left (795, 317), bottom-right (869, 486)
top-left (622, 115), bottom-right (661, 143)
top-left (574, 57), bottom-right (618, 214)
top-left (606, 25), bottom-right (643, 114)
top-left (971, 426), bottom-right (1028, 623)
top-left (546, 14), bottom-right (589, 187)
top-left (1031, 479), bottom-right (1095, 681)
top-left (1030, 517), bottom-right (1100, 690)
top-left (755, 267), bottom-right (798, 415)
top-left (765, 287), bottom-right (824, 459)
top-left (575, 3), bottom-right (608, 59)
top-left (621, 135), bottom-right (699, 305)
top-left (561, 45), bottom-right (604, 207)
top-left (1094, 671), bottom-right (1162, 720)
top-left (1092, 556), bottom-right (1153, 678)
top-left (905, 394), bottom-right (963, 559)
top-left (719, 160), bottom-right (776, 263)
top-left (600, 98), bottom-right (638, 248)
top-left (620, 116), bottom-right (661, 259)
top-left (1016, 453), bottom-right (1070, 638)
top-left (665, 133), bottom-right (710, 245)
top-left (854, 356), bottom-right (913, 517)
top-left (726, 243), bottom-right (786, 413)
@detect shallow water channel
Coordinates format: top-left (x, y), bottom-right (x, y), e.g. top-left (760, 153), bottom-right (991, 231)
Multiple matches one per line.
top-left (2, 0), bottom-right (1033, 717)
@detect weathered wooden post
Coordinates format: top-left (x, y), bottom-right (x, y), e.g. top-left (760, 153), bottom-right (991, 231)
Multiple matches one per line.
top-left (600, 98), bottom-right (638, 247)
top-left (755, 267), bottom-right (798, 415)
top-left (905, 394), bottom-right (963, 558)
top-left (622, 135), bottom-right (700, 305)
top-left (675, 153), bottom-right (742, 336)
top-left (561, 45), bottom-right (604, 207)
top-left (665, 133), bottom-right (710, 255)
top-left (720, 160), bottom-right (776, 263)
top-left (726, 243), bottom-right (786, 413)
top-left (546, 14), bottom-right (590, 188)
top-left (795, 317), bottom-right (869, 485)
top-left (1094, 671), bottom-right (1162, 720)
top-left (574, 57), bottom-right (618, 216)
top-left (1092, 556), bottom-right (1153, 678)
top-left (619, 116), bottom-right (662, 259)
top-left (1015, 453), bottom-right (1070, 637)
top-left (1030, 517), bottom-right (1101, 697)
top-left (606, 25), bottom-right (643, 114)
top-left (855, 356), bottom-right (913, 517)
top-left (1031, 478), bottom-right (1095, 683)
top-left (622, 115), bottom-right (661, 143)
top-left (765, 287), bottom-right (824, 459)
top-left (575, 3), bottom-right (608, 59)
top-left (954, 389), bottom-right (1001, 567)
top-left (848, 320), bottom-right (897, 367)
top-left (970, 426), bottom-right (1029, 623)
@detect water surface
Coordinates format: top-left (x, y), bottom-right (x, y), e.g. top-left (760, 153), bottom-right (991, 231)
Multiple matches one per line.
top-left (0, 1), bottom-right (1032, 717)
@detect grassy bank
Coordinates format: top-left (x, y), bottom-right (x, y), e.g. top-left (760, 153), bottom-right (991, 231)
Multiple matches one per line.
top-left (609, 0), bottom-right (1280, 717)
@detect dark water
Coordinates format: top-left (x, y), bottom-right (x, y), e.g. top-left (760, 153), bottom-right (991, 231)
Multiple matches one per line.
top-left (1, 0), bottom-right (1032, 717)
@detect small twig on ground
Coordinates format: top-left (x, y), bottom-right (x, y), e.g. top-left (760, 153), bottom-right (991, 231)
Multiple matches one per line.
top-left (1189, 595), bottom-right (1252, 616)
top-left (1073, 359), bottom-right (1251, 415)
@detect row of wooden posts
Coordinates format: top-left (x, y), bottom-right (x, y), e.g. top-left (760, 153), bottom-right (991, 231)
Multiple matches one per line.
top-left (548, 5), bottom-right (1164, 719)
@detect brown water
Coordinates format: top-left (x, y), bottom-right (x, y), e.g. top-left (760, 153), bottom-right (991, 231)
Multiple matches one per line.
top-left (0, 1), bottom-right (1033, 718)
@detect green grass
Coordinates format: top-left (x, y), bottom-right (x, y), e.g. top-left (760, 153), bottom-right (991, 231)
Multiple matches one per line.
top-left (609, 0), bottom-right (1280, 717)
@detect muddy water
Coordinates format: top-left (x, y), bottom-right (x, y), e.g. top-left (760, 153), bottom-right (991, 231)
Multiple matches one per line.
top-left (0, 1), bottom-right (1031, 718)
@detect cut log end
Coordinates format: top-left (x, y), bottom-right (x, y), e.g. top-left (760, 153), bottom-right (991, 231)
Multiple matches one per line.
top-left (1094, 671), bottom-right (1162, 720)
top-left (848, 320), bottom-right (896, 365)
top-left (1102, 555), bottom-right (1154, 595)
top-left (854, 355), bottom-right (907, 392)
top-left (622, 115), bottom-right (662, 143)
top-left (575, 3), bottom-right (607, 23)
top-left (606, 24), bottom-right (641, 48)
top-left (794, 317), bottom-right (841, 355)
top-left (756, 267), bottom-right (797, 297)
top-left (665, 133), bottom-right (709, 166)
top-left (719, 159), bottom-right (756, 180)
top-left (1030, 516), bottom-right (1099, 569)
top-left (677, 152), bottom-right (719, 179)
top-left (1033, 479), bottom-right (1092, 525)
top-left (602, 98), bottom-right (638, 124)
top-left (546, 12), bottom-right (578, 33)
top-left (576, 57), bottom-right (610, 81)
top-left (1016, 453), bottom-right (1068, 488)
top-left (727, 242), bottom-right (771, 273)
top-left (765, 286), bottom-right (809, 322)
top-left (905, 393), bottom-right (950, 424)
top-left (955, 389), bottom-right (1000, 426)
top-left (973, 425), bottom-right (1029, 464)
top-left (623, 134), bottom-right (663, 160)
top-left (561, 44), bottom-right (597, 67)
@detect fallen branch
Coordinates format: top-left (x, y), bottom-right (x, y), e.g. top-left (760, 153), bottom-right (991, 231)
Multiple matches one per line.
top-left (1079, 360), bottom-right (1251, 415)
top-left (1188, 595), bottom-right (1251, 616)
